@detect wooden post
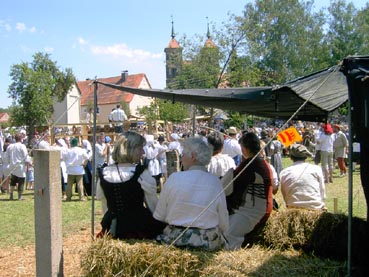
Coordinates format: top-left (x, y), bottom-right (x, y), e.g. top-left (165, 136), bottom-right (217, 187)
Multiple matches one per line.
top-left (333, 197), bottom-right (338, 214)
top-left (34, 150), bottom-right (63, 277)
top-left (166, 150), bottom-right (180, 178)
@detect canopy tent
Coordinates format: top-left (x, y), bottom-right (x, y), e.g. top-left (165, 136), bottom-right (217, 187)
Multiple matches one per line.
top-left (95, 64), bottom-right (348, 122)
top-left (91, 56), bottom-right (369, 275)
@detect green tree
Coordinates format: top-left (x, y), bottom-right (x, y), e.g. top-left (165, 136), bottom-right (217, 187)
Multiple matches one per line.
top-left (120, 100), bottom-right (131, 117)
top-left (8, 52), bottom-right (75, 144)
top-left (326, 0), bottom-right (359, 64)
top-left (236, 0), bottom-right (329, 85)
top-left (138, 99), bottom-right (189, 134)
top-left (170, 32), bottom-right (221, 90)
top-left (157, 99), bottom-right (189, 123)
top-left (354, 3), bottom-right (369, 55)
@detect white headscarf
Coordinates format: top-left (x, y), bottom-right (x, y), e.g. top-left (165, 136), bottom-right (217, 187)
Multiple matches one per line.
top-left (57, 138), bottom-right (68, 149)
top-left (82, 139), bottom-right (92, 152)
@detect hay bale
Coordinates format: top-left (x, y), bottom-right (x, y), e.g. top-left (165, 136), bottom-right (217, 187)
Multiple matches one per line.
top-left (263, 209), bottom-right (323, 249)
top-left (262, 209), bottom-right (369, 266)
top-left (81, 236), bottom-right (210, 276)
top-left (81, 238), bottom-right (345, 277)
top-left (81, 211), bottom-right (368, 275)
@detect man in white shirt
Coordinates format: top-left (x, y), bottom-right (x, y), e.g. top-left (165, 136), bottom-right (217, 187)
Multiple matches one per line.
top-left (279, 143), bottom-right (326, 210)
top-left (110, 104), bottom-right (127, 134)
top-left (62, 137), bottom-right (89, 201)
top-left (222, 127), bottom-right (242, 166)
top-left (154, 137), bottom-right (229, 250)
top-left (6, 133), bottom-right (31, 200)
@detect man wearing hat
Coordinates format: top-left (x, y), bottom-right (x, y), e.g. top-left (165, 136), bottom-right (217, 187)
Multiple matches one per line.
top-left (279, 143), bottom-right (326, 210)
top-left (223, 127), bottom-right (242, 166)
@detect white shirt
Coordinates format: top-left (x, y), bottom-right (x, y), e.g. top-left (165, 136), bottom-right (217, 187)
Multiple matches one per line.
top-left (318, 133), bottom-right (334, 152)
top-left (222, 137), bottom-right (242, 158)
top-left (5, 142), bottom-right (30, 178)
top-left (62, 146), bottom-right (89, 175)
top-left (144, 144), bottom-right (161, 176)
top-left (154, 166), bottom-right (229, 233)
top-left (52, 144), bottom-right (68, 182)
top-left (168, 141), bottom-right (182, 155)
top-left (94, 142), bottom-right (106, 167)
top-left (38, 140), bottom-right (50, 150)
top-left (111, 108), bottom-right (127, 126)
top-left (279, 161), bottom-right (325, 210)
top-left (314, 129), bottom-right (322, 151)
top-left (207, 153), bottom-right (236, 178)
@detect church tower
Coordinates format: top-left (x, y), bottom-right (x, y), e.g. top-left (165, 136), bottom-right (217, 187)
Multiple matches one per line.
top-left (204, 19), bottom-right (216, 48)
top-left (164, 19), bottom-right (183, 88)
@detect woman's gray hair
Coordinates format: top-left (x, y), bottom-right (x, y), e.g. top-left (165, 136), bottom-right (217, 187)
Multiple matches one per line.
top-left (182, 137), bottom-right (212, 166)
top-left (112, 131), bottom-right (146, 164)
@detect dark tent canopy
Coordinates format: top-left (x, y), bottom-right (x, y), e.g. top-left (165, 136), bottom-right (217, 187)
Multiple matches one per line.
top-left (92, 56), bottom-right (369, 275)
top-left (96, 64), bottom-right (348, 122)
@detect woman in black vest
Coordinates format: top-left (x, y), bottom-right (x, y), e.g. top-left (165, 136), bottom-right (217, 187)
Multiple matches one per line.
top-left (97, 131), bottom-right (165, 239)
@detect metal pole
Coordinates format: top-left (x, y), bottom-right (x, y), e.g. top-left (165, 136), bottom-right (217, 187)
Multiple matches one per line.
top-left (192, 105), bottom-right (196, 137)
top-left (91, 80), bottom-right (98, 240)
top-left (347, 103), bottom-right (353, 276)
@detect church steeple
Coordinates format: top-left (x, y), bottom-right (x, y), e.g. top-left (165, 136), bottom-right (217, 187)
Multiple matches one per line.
top-left (164, 16), bottom-right (183, 88)
top-left (204, 17), bottom-right (216, 48)
top-left (171, 18), bottom-right (175, 39)
top-left (206, 17), bottom-right (211, 39)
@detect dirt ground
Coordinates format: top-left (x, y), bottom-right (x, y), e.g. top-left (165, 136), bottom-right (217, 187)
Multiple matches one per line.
top-left (0, 226), bottom-right (95, 277)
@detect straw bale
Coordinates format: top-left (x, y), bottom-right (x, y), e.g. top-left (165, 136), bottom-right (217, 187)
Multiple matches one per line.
top-left (81, 238), bottom-right (345, 277)
top-left (81, 210), bottom-right (368, 276)
top-left (262, 209), bottom-right (369, 267)
top-left (81, 236), bottom-right (208, 276)
top-left (263, 209), bottom-right (323, 249)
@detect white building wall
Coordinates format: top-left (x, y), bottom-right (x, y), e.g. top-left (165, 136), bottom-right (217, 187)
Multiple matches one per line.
top-left (53, 84), bottom-right (81, 124)
top-left (130, 78), bottom-right (153, 116)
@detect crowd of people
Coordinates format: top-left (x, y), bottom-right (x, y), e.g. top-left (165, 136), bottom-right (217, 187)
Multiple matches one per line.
top-left (90, 119), bottom-right (351, 251)
top-left (0, 118), bottom-right (351, 251)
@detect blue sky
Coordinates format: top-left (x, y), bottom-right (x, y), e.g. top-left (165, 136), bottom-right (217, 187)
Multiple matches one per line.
top-left (0, 0), bottom-right (367, 109)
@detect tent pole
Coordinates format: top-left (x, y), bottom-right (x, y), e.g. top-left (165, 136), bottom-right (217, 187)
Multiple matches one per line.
top-left (347, 103), bottom-right (353, 276)
top-left (192, 105), bottom-right (196, 137)
top-left (91, 80), bottom-right (98, 240)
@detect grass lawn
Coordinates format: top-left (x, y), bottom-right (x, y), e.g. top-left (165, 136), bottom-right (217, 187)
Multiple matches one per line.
top-left (0, 191), bottom-right (102, 248)
top-left (0, 156), bottom-right (366, 249)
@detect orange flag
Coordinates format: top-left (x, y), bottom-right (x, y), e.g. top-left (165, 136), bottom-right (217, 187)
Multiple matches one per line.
top-left (277, 127), bottom-right (303, 148)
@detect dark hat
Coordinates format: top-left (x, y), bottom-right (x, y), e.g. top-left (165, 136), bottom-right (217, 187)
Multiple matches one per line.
top-left (158, 135), bottom-right (165, 142)
top-left (70, 137), bottom-right (79, 147)
top-left (289, 143), bottom-right (312, 158)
